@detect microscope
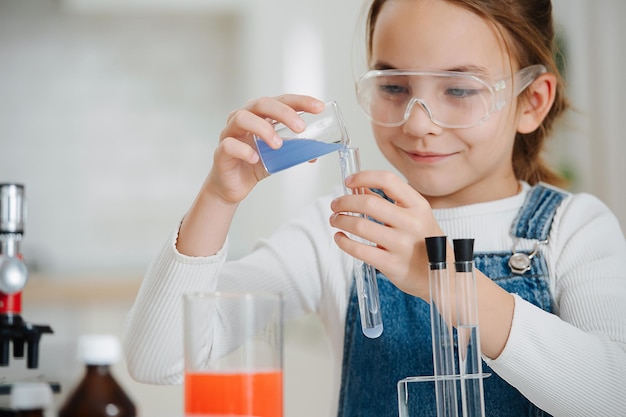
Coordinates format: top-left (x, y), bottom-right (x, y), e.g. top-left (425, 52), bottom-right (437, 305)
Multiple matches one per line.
top-left (0, 183), bottom-right (55, 411)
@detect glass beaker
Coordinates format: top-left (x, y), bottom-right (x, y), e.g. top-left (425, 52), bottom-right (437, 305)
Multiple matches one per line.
top-left (254, 100), bottom-right (349, 174)
top-left (183, 291), bottom-right (283, 417)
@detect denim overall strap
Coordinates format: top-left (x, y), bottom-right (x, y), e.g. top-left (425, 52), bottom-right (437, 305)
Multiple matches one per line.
top-left (511, 183), bottom-right (568, 241)
top-left (337, 184), bottom-right (568, 417)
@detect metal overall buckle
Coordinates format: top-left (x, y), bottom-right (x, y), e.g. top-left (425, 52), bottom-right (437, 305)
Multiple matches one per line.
top-left (508, 238), bottom-right (548, 275)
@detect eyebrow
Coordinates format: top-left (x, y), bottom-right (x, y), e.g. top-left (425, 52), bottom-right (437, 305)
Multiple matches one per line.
top-left (372, 61), bottom-right (489, 75)
top-left (372, 62), bottom-right (396, 71)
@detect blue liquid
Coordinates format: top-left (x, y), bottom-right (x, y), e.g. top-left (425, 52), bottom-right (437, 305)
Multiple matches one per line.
top-left (362, 323), bottom-right (384, 339)
top-left (256, 138), bottom-right (344, 174)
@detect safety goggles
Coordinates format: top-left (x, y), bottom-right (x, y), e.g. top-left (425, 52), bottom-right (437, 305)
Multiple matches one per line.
top-left (355, 64), bottom-right (546, 129)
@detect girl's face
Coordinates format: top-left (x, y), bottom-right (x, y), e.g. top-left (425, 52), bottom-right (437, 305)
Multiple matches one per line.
top-left (370, 0), bottom-right (522, 208)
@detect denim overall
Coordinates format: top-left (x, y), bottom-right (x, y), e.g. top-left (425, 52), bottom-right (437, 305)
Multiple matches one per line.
top-left (337, 185), bottom-right (567, 417)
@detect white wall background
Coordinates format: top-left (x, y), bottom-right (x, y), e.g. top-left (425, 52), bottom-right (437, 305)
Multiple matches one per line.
top-left (0, 0), bottom-right (382, 276)
top-left (1, 0), bottom-right (624, 416)
top-left (550, 1), bottom-right (626, 210)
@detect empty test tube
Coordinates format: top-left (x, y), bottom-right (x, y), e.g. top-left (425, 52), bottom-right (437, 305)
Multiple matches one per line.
top-left (453, 239), bottom-right (486, 417)
top-left (425, 236), bottom-right (459, 417)
top-left (338, 147), bottom-right (383, 338)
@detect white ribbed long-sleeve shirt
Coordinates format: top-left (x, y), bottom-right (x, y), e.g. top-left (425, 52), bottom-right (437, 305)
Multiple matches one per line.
top-left (124, 182), bottom-right (626, 416)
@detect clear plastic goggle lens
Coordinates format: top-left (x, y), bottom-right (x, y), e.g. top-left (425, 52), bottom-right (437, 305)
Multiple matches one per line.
top-left (356, 65), bottom-right (546, 129)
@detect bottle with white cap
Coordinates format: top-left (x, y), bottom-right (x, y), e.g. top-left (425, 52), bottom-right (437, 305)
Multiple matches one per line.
top-left (10, 382), bottom-right (53, 417)
top-left (57, 334), bottom-right (136, 417)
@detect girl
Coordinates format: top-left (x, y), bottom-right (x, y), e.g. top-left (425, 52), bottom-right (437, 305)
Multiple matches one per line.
top-left (124, 0), bottom-right (626, 415)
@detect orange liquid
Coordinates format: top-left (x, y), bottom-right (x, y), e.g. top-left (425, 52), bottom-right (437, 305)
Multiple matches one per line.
top-left (185, 370), bottom-right (283, 417)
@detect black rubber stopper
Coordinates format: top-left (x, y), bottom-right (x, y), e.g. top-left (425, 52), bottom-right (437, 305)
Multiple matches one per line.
top-left (425, 236), bottom-right (447, 269)
top-left (453, 238), bottom-right (474, 272)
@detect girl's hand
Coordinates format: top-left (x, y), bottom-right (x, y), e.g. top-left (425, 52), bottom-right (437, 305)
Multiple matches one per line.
top-left (177, 95), bottom-right (324, 257)
top-left (329, 170), bottom-right (444, 299)
top-left (205, 95), bottom-right (325, 204)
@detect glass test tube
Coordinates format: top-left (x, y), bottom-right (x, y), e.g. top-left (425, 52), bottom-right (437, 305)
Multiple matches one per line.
top-left (425, 236), bottom-right (459, 417)
top-left (453, 239), bottom-right (486, 417)
top-left (338, 147), bottom-right (383, 338)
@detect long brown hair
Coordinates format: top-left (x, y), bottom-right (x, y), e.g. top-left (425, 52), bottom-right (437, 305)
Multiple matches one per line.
top-left (365, 0), bottom-right (569, 187)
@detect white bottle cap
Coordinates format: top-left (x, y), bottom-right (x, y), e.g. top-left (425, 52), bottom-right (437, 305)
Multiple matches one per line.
top-left (10, 382), bottom-right (53, 410)
top-left (78, 334), bottom-right (121, 365)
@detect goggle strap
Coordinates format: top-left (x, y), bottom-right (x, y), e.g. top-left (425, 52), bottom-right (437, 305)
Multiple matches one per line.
top-left (513, 64), bottom-right (547, 96)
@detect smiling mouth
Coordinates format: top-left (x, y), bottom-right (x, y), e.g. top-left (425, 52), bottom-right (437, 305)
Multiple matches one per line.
top-left (406, 150), bottom-right (456, 162)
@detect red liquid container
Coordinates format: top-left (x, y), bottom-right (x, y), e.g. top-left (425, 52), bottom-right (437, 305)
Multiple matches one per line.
top-left (184, 292), bottom-right (283, 417)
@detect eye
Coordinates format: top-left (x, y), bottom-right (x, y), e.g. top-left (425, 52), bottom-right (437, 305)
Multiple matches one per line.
top-left (375, 76), bottom-right (410, 97)
top-left (379, 83), bottom-right (409, 96)
top-left (445, 87), bottom-right (480, 98)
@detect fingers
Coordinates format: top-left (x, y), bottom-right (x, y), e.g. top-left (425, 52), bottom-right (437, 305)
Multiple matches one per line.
top-left (329, 185), bottom-right (438, 299)
top-left (333, 228), bottom-right (385, 264)
top-left (333, 181), bottom-right (429, 235)
top-left (343, 170), bottom-right (425, 209)
top-left (218, 136), bottom-right (260, 166)
top-left (223, 109), bottom-right (280, 149)
top-left (330, 169), bottom-right (444, 261)
top-left (330, 197), bottom-right (410, 252)
top-left (223, 95), bottom-right (325, 149)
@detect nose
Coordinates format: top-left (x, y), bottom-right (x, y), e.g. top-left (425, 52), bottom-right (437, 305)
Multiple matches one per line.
top-left (402, 98), bottom-right (443, 136)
